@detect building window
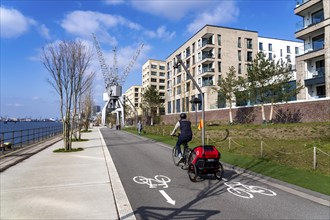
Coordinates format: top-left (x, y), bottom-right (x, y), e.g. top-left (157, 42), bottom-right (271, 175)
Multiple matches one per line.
top-left (218, 34), bottom-right (221, 46)
top-left (167, 101), bottom-right (171, 114)
top-left (177, 75), bottom-right (181, 84)
top-left (268, 43), bottom-right (272, 51)
top-left (151, 64), bottom-right (157, 69)
top-left (238, 37), bottom-right (241, 48)
top-left (269, 53), bottom-right (273, 60)
top-left (312, 34), bottom-right (324, 50)
top-left (159, 65), bottom-right (165, 70)
top-left (280, 49), bottom-right (283, 57)
top-left (247, 39), bottom-right (253, 49)
top-left (218, 61), bottom-right (221, 72)
top-left (176, 99), bottom-right (180, 113)
top-left (295, 47), bottom-right (299, 55)
top-left (151, 71), bottom-right (157, 76)
top-left (259, 42), bottom-right (263, 50)
top-left (286, 55), bottom-right (291, 63)
top-left (238, 50), bottom-right (241, 61)
top-left (287, 46), bottom-right (291, 54)
top-left (247, 52), bottom-right (253, 62)
top-left (151, 78), bottom-right (157, 82)
top-left (218, 48), bottom-right (221, 59)
top-left (312, 9), bottom-right (324, 25)
top-left (177, 86), bottom-right (181, 95)
top-left (238, 63), bottom-right (242, 74)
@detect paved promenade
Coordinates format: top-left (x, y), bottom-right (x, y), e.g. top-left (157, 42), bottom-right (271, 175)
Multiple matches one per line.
top-left (0, 127), bottom-right (135, 220)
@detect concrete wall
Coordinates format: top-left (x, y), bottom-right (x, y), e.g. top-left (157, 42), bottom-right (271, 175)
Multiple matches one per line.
top-left (161, 99), bottom-right (330, 125)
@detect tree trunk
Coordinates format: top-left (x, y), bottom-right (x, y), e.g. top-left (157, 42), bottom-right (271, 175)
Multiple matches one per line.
top-left (269, 103), bottom-right (274, 123)
top-left (261, 104), bottom-right (266, 123)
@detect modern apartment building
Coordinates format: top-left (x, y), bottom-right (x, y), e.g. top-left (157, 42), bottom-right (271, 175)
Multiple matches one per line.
top-left (258, 37), bottom-right (303, 75)
top-left (294, 0), bottom-right (330, 100)
top-left (142, 59), bottom-right (166, 115)
top-left (124, 85), bottom-right (143, 121)
top-left (165, 25), bottom-right (258, 114)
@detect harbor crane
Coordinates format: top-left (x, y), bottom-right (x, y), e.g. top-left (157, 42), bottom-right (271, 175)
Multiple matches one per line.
top-left (92, 33), bottom-right (144, 126)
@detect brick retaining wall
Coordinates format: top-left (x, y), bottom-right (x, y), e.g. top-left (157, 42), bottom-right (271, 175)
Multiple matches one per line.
top-left (161, 99), bottom-right (330, 125)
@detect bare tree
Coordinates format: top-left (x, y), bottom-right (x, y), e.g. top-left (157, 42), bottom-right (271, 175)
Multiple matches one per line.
top-left (41, 40), bottom-right (94, 151)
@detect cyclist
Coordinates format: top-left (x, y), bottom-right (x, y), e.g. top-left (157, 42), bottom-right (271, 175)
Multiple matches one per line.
top-left (170, 113), bottom-right (193, 159)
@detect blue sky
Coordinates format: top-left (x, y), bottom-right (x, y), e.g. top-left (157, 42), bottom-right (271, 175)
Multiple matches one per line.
top-left (0, 0), bottom-right (301, 119)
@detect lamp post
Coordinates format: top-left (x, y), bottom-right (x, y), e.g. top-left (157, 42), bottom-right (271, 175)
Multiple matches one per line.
top-left (174, 55), bottom-right (205, 146)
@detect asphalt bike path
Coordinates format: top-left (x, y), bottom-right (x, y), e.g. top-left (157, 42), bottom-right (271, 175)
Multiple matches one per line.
top-left (100, 128), bottom-right (330, 220)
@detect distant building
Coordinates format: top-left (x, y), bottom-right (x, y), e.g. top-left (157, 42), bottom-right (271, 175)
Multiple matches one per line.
top-left (93, 105), bottom-right (101, 116)
top-left (294, 0), bottom-right (329, 100)
top-left (124, 85), bottom-right (143, 121)
top-left (142, 59), bottom-right (166, 115)
top-left (258, 37), bottom-right (303, 78)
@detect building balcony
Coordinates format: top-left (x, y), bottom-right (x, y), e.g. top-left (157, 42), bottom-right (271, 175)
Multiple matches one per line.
top-left (296, 42), bottom-right (324, 57)
top-left (199, 68), bottom-right (215, 77)
top-left (304, 74), bottom-right (325, 86)
top-left (201, 54), bottom-right (214, 64)
top-left (295, 18), bottom-right (329, 39)
top-left (305, 67), bottom-right (325, 79)
top-left (294, 0), bottom-right (322, 16)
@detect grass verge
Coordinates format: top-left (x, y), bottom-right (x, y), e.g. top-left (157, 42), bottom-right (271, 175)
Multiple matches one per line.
top-left (53, 147), bottom-right (84, 153)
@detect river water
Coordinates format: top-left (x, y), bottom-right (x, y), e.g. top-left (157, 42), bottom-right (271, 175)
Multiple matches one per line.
top-left (0, 121), bottom-right (62, 146)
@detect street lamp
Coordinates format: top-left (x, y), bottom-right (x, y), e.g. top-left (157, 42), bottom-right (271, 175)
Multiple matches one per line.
top-left (189, 97), bottom-right (201, 127)
top-left (174, 55), bottom-right (205, 146)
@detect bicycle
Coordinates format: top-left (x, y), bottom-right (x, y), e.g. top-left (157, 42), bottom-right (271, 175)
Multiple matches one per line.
top-left (171, 134), bottom-right (192, 169)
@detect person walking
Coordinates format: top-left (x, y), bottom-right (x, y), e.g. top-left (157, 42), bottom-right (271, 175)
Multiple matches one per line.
top-left (137, 121), bottom-right (143, 135)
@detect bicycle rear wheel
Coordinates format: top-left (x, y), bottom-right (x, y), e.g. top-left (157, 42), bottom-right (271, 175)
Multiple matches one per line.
top-left (172, 147), bottom-right (182, 166)
top-left (214, 162), bottom-right (224, 180)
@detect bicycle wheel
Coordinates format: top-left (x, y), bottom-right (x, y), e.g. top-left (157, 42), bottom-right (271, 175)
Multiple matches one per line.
top-left (154, 175), bottom-right (171, 183)
top-left (227, 187), bottom-right (253, 199)
top-left (172, 146), bottom-right (181, 166)
top-left (188, 163), bottom-right (197, 182)
top-left (250, 186), bottom-right (277, 196)
top-left (133, 176), bottom-right (148, 185)
top-left (214, 162), bottom-right (224, 180)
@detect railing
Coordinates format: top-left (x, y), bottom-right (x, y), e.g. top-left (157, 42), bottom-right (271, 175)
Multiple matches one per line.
top-left (1, 125), bottom-right (63, 151)
top-left (295, 0), bottom-right (310, 7)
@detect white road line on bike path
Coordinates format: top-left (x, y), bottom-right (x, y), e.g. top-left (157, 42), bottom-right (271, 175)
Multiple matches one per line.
top-left (130, 132), bottom-right (329, 207)
top-left (239, 172), bottom-right (330, 207)
top-left (99, 129), bottom-right (137, 220)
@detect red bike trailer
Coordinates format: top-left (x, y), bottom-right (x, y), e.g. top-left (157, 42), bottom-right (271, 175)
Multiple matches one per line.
top-left (187, 145), bottom-right (223, 182)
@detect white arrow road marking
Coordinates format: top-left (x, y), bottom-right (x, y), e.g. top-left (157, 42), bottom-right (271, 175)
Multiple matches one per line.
top-left (159, 190), bottom-right (176, 205)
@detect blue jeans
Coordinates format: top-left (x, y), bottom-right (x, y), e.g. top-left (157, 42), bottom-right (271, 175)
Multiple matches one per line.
top-left (176, 136), bottom-right (192, 155)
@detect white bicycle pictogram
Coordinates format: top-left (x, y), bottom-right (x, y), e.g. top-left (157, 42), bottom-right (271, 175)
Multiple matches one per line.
top-left (133, 175), bottom-right (171, 188)
top-left (224, 182), bottom-right (277, 199)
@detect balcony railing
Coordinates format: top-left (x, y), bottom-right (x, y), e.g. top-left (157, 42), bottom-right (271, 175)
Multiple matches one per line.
top-left (306, 67), bottom-right (325, 79)
top-left (296, 17), bottom-right (324, 32)
top-left (295, 0), bottom-right (310, 7)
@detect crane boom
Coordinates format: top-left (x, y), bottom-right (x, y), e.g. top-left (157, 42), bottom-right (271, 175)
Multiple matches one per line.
top-left (119, 43), bottom-right (144, 86)
top-left (92, 33), bottom-right (113, 87)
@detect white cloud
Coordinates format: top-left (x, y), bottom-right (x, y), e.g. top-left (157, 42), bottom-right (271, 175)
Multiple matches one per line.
top-left (60, 10), bottom-right (142, 46)
top-left (144, 26), bottom-right (176, 40)
top-left (130, 0), bottom-right (205, 20)
top-left (104, 0), bottom-right (125, 5)
top-left (38, 24), bottom-right (51, 40)
top-left (0, 6), bottom-right (36, 38)
top-left (0, 6), bottom-right (51, 39)
top-left (187, 1), bottom-right (239, 34)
